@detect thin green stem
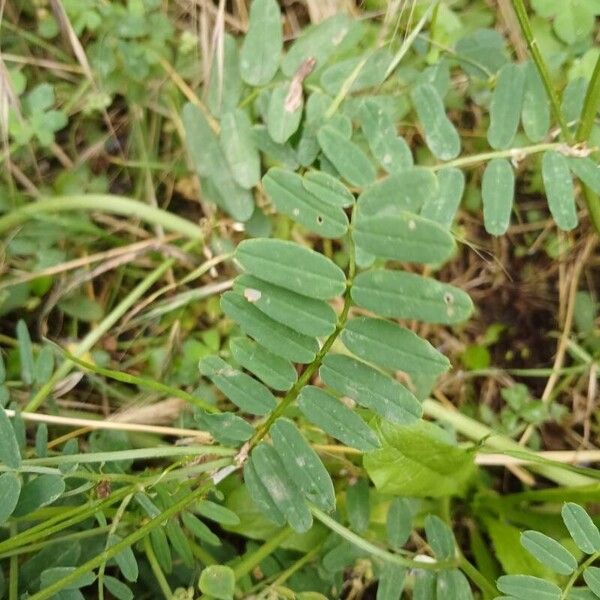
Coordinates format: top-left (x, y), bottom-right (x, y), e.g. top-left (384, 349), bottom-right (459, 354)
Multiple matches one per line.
top-left (29, 482), bottom-right (212, 600)
top-left (232, 527), bottom-right (293, 580)
top-left (510, 0), bottom-right (572, 142)
top-left (560, 550), bottom-right (600, 600)
top-left (576, 53), bottom-right (600, 142)
top-left (458, 555), bottom-right (497, 599)
top-left (9, 524), bottom-right (18, 600)
top-left (144, 535), bottom-right (173, 599)
top-left (25, 240), bottom-right (199, 412)
top-left (311, 506), bottom-right (456, 571)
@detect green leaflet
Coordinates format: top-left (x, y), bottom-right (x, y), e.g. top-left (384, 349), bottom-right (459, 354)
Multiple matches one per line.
top-left (17, 319), bottom-right (34, 385)
top-left (425, 515), bottom-right (455, 560)
top-left (243, 459), bottom-right (286, 526)
top-left (262, 168), bottom-right (349, 238)
top-left (40, 567), bottom-right (95, 590)
top-left (251, 443), bottom-right (313, 532)
top-left (13, 474), bottom-right (66, 516)
top-left (0, 472), bottom-right (21, 525)
top-left (413, 571), bottom-right (436, 600)
top-left (281, 14), bottom-right (354, 77)
top-left (359, 98), bottom-right (413, 173)
top-left (297, 385), bottom-right (381, 451)
top-left (455, 28), bottom-right (508, 79)
top-left (267, 82), bottom-right (303, 144)
top-left (220, 110), bottom-right (260, 189)
top-left (410, 83), bottom-right (460, 160)
top-left (0, 405), bottom-right (21, 469)
top-left (230, 336), bottom-right (297, 392)
top-left (351, 269), bottom-right (473, 325)
top-left (234, 274), bottom-right (337, 337)
top-left (271, 418), bottom-right (335, 512)
top-left (302, 170), bottom-right (355, 207)
top-left (235, 238), bottom-right (346, 300)
top-left (487, 63), bottom-right (526, 150)
top-left (199, 565), bottom-right (235, 600)
top-left (436, 570), bottom-right (473, 600)
top-left (386, 498), bottom-right (412, 549)
top-left (239, 0), bottom-right (282, 86)
top-left (199, 355), bottom-right (276, 416)
top-left (221, 291), bottom-right (318, 364)
top-left (496, 575), bottom-right (561, 600)
top-left (420, 167), bottom-right (465, 229)
top-left (346, 478), bottom-right (370, 532)
top-left (542, 151), bottom-right (577, 231)
top-left (561, 503), bottom-right (600, 554)
top-left (353, 212), bottom-right (456, 265)
top-left (319, 354), bottom-right (422, 425)
top-left (150, 528), bottom-right (172, 574)
top-left (252, 125), bottom-right (299, 170)
top-left (363, 421), bottom-right (476, 497)
top-left (521, 60), bottom-right (550, 142)
top-left (206, 34), bottom-right (241, 117)
top-left (520, 531), bottom-right (577, 575)
top-left (377, 564), bottom-right (406, 600)
top-left (195, 411), bottom-right (254, 446)
top-left (104, 576), bottom-right (133, 600)
top-left (182, 103), bottom-right (254, 221)
top-left (342, 317), bottom-right (449, 378)
top-left (584, 567), bottom-right (600, 597)
top-left (358, 168), bottom-right (438, 216)
top-left (320, 49), bottom-right (392, 96)
top-left (182, 512), bottom-right (221, 546)
top-left (482, 158), bottom-right (514, 235)
top-left (569, 157), bottom-right (600, 195)
top-left (317, 125), bottom-right (376, 188)
top-left (195, 500), bottom-right (240, 526)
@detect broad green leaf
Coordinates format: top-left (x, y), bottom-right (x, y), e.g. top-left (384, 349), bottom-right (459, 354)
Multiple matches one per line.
top-left (552, 0), bottom-right (595, 44)
top-left (234, 274), bottom-right (336, 337)
top-left (520, 530), bottom-right (577, 575)
top-left (386, 497), bottom-right (412, 549)
top-left (320, 49), bottom-right (392, 95)
top-left (271, 418), bottom-right (335, 512)
top-left (376, 563), bottom-right (406, 600)
top-left (569, 157), bottom-right (600, 194)
top-left (421, 167), bottom-right (465, 229)
top-left (561, 503), bottom-right (600, 554)
top-left (346, 478), bottom-right (370, 533)
top-left (436, 569), bottom-right (473, 600)
top-left (182, 511), bottom-right (221, 546)
top-left (267, 82), bottom-right (303, 144)
top-left (166, 518), bottom-right (194, 568)
top-left (542, 151), bottom-right (577, 230)
top-left (298, 385), bottom-right (381, 451)
top-left (108, 534), bottom-right (139, 582)
top-left (353, 211), bottom-right (456, 264)
top-left (220, 110), bottom-right (260, 189)
top-left (317, 125), bottom-right (376, 187)
top-left (262, 168), bottom-right (349, 238)
top-left (182, 103), bottom-right (254, 221)
top-left (319, 354), bottom-right (422, 425)
top-left (410, 83), bottom-right (460, 160)
top-left (235, 238), bottom-right (346, 300)
top-left (230, 337), bottom-right (297, 392)
top-left (341, 317), bottom-right (450, 378)
top-left (522, 61), bottom-right (550, 142)
top-left (364, 421), bottom-right (475, 497)
top-left (482, 158), bottom-right (514, 235)
top-left (488, 63), bottom-right (526, 150)
top-left (352, 269), bottom-right (473, 325)
top-left (302, 170), bottom-right (355, 207)
top-left (455, 28), bottom-right (508, 78)
top-left (358, 168), bottom-right (438, 216)
top-left (195, 500), bottom-right (240, 526)
top-left (359, 99), bottom-right (413, 173)
top-left (243, 459), bottom-right (286, 526)
top-left (251, 443), bottom-right (313, 532)
top-left (199, 355), bottom-right (276, 416)
top-left (239, 0), bottom-right (282, 86)
top-left (221, 292), bottom-right (317, 363)
top-left (282, 14), bottom-right (354, 76)
top-left (17, 319), bottom-right (34, 386)
top-left (0, 405), bottom-right (21, 469)
top-left (0, 472), bottom-right (21, 524)
top-left (207, 34), bottom-right (241, 117)
top-left (583, 566), bottom-right (600, 597)
top-left (562, 77), bottom-right (587, 123)
top-left (104, 576), bottom-right (133, 600)
top-left (40, 567), bottom-right (95, 590)
top-left (199, 565), bottom-right (235, 600)
top-left (252, 125), bottom-right (299, 169)
top-left (424, 515), bottom-right (455, 560)
top-left (195, 410), bottom-right (254, 446)
top-left (496, 575), bottom-right (561, 600)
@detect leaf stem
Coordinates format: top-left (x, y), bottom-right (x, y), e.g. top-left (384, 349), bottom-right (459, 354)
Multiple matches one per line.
top-left (232, 527), bottom-right (293, 580)
top-left (458, 554), bottom-right (497, 599)
top-left (576, 53), bottom-right (600, 142)
top-left (560, 550), bottom-right (600, 600)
